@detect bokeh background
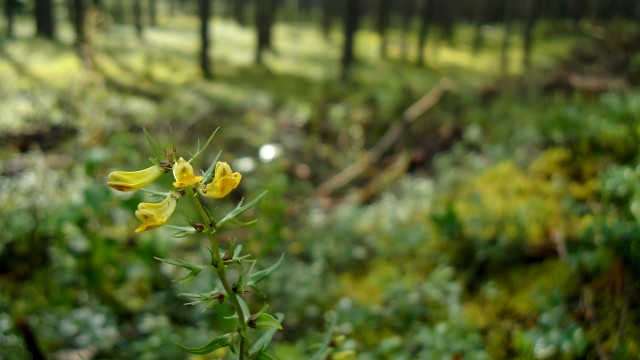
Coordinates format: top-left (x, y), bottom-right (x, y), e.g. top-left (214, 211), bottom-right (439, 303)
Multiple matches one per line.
top-left (1, 0), bottom-right (640, 359)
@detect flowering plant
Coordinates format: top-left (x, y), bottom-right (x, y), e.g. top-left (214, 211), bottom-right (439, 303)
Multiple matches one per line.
top-left (108, 129), bottom-right (283, 359)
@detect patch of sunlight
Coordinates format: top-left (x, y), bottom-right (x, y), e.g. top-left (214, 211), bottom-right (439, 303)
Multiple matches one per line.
top-left (269, 23), bottom-right (340, 80)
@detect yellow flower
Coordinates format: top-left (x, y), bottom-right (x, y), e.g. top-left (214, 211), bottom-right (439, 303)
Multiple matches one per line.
top-left (134, 191), bottom-right (180, 233)
top-left (199, 161), bottom-right (242, 199)
top-left (108, 165), bottom-right (164, 192)
top-left (173, 157), bottom-right (203, 188)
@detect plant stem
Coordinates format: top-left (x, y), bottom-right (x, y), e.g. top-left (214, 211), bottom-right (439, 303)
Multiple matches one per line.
top-left (210, 232), bottom-right (248, 360)
top-left (189, 191), bottom-right (248, 359)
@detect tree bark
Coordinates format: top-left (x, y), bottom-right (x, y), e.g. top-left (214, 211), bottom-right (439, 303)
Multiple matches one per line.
top-left (417, 0), bottom-right (433, 66)
top-left (198, 0), bottom-right (212, 78)
top-left (376, 0), bottom-right (391, 58)
top-left (133, 0), bottom-right (143, 39)
top-left (341, 0), bottom-right (359, 81)
top-left (472, 0), bottom-right (485, 53)
top-left (73, 0), bottom-right (86, 45)
top-left (232, 0), bottom-right (246, 25)
top-left (500, 0), bottom-right (512, 75)
top-left (522, 0), bottom-right (539, 70)
top-left (255, 0), bottom-right (276, 64)
top-left (35, 0), bottom-right (56, 39)
top-left (321, 0), bottom-right (337, 40)
top-left (149, 0), bottom-right (157, 26)
top-left (400, 0), bottom-right (415, 59)
top-left (4, 0), bottom-right (16, 38)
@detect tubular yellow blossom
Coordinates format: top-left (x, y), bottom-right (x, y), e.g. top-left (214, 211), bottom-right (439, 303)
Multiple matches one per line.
top-left (199, 161), bottom-right (242, 199)
top-left (172, 157), bottom-right (203, 188)
top-left (108, 165), bottom-right (165, 192)
top-left (134, 191), bottom-right (181, 233)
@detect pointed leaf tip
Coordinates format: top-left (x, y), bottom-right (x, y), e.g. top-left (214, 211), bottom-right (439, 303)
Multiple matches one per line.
top-left (177, 333), bottom-right (234, 355)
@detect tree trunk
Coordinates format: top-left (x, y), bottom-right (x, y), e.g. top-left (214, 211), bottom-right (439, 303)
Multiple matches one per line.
top-left (149, 0), bottom-right (157, 26)
top-left (198, 0), bottom-right (212, 78)
top-left (4, 0), bottom-right (16, 38)
top-left (255, 0), bottom-right (276, 64)
top-left (439, 0), bottom-right (455, 43)
top-left (321, 0), bottom-right (336, 40)
top-left (73, 0), bottom-right (86, 45)
top-left (232, 0), bottom-right (246, 25)
top-left (112, 1), bottom-right (125, 23)
top-left (522, 0), bottom-right (539, 70)
top-left (133, 0), bottom-right (143, 39)
top-left (376, 0), bottom-right (391, 58)
top-left (500, 0), bottom-right (512, 75)
top-left (417, 0), bottom-right (433, 66)
top-left (400, 0), bottom-right (415, 59)
top-left (341, 0), bottom-right (359, 81)
top-left (472, 0), bottom-right (485, 53)
top-left (35, 0), bottom-right (56, 39)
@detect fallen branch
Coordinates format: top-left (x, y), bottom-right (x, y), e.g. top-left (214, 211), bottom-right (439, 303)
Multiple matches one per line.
top-left (315, 78), bottom-right (452, 198)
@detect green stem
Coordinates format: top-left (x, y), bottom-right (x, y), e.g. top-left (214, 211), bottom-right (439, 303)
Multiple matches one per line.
top-left (189, 191), bottom-right (248, 360)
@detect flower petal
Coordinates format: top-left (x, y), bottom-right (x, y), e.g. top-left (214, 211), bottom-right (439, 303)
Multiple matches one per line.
top-left (108, 165), bottom-right (165, 192)
top-left (199, 162), bottom-right (242, 199)
top-left (172, 157), bottom-right (203, 189)
top-left (134, 191), bottom-right (181, 232)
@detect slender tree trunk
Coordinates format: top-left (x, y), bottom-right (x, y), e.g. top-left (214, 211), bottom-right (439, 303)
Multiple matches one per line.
top-left (341, 0), bottom-right (359, 81)
top-left (439, 0), bottom-right (455, 43)
top-left (4, 0), bottom-right (16, 38)
top-left (500, 0), bottom-right (512, 75)
top-left (149, 0), bottom-right (157, 26)
top-left (232, 0), bottom-right (246, 25)
top-left (198, 0), bottom-right (212, 78)
top-left (522, 0), bottom-right (539, 70)
top-left (417, 0), bottom-right (433, 66)
top-left (73, 0), bottom-right (86, 45)
top-left (255, 0), bottom-right (276, 64)
top-left (35, 0), bottom-right (56, 39)
top-left (472, 0), bottom-right (485, 53)
top-left (376, 0), bottom-right (391, 58)
top-left (133, 0), bottom-right (143, 39)
top-left (321, 0), bottom-right (336, 40)
top-left (112, 0), bottom-right (125, 23)
top-left (400, 0), bottom-right (415, 59)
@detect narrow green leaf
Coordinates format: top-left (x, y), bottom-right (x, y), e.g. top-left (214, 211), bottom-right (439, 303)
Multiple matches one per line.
top-left (190, 128), bottom-right (219, 162)
top-left (254, 352), bottom-right (277, 360)
top-left (143, 126), bottom-right (165, 161)
top-left (248, 254), bottom-right (284, 286)
top-left (154, 257), bottom-right (203, 283)
top-left (310, 313), bottom-right (338, 360)
top-left (202, 150), bottom-right (222, 183)
top-left (237, 296), bottom-right (251, 322)
top-left (177, 333), bottom-right (233, 355)
top-left (163, 225), bottom-right (197, 238)
top-left (217, 191), bottom-right (268, 228)
top-left (249, 314), bottom-right (285, 356)
top-left (233, 244), bottom-right (243, 259)
top-left (253, 312), bottom-right (283, 330)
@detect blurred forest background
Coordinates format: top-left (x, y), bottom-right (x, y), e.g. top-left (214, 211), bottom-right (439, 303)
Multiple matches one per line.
top-left (1, 0), bottom-right (640, 359)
